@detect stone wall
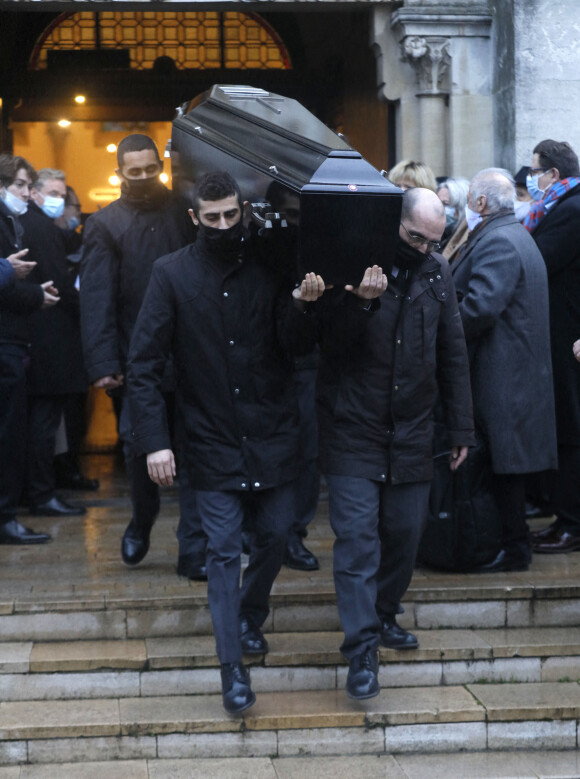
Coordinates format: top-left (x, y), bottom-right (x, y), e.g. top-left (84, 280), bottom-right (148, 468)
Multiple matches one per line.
top-left (512, 0), bottom-right (580, 168)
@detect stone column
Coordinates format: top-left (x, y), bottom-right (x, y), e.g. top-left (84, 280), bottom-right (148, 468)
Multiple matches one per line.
top-left (371, 4), bottom-right (493, 178)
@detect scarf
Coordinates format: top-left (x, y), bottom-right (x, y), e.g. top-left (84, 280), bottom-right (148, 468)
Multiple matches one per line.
top-left (523, 177), bottom-right (580, 233)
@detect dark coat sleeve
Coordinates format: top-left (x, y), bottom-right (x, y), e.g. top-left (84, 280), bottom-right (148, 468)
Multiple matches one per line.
top-left (0, 257), bottom-right (14, 291)
top-left (126, 263), bottom-right (174, 456)
top-left (314, 287), bottom-right (379, 356)
top-left (435, 260), bottom-right (475, 448)
top-left (79, 215), bottom-right (123, 383)
top-left (457, 231), bottom-right (520, 342)
top-left (533, 195), bottom-right (580, 277)
top-left (0, 279), bottom-right (44, 315)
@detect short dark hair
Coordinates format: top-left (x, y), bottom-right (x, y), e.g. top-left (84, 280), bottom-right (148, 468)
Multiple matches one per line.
top-left (116, 134), bottom-right (160, 169)
top-left (533, 139), bottom-right (580, 179)
top-left (400, 187), bottom-right (421, 223)
top-left (0, 155), bottom-right (36, 188)
top-left (191, 171), bottom-right (242, 214)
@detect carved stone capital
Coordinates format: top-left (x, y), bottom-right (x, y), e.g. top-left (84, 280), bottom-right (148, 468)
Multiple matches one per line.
top-left (401, 35), bottom-right (451, 95)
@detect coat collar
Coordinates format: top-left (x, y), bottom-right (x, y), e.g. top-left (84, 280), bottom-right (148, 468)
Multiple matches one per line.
top-left (452, 211), bottom-right (518, 275)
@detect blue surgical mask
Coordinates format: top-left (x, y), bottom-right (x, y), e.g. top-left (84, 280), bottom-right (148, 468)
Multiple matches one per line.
top-left (444, 205), bottom-right (456, 226)
top-left (41, 196), bottom-right (65, 219)
top-left (66, 216), bottom-right (81, 231)
top-left (1, 189), bottom-right (28, 216)
top-left (465, 204), bottom-right (483, 232)
top-left (526, 173), bottom-right (545, 202)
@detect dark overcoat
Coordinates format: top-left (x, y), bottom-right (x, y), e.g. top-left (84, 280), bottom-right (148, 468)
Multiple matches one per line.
top-left (20, 201), bottom-right (87, 395)
top-left (529, 186), bottom-right (580, 446)
top-left (80, 189), bottom-right (195, 384)
top-left (451, 212), bottom-right (557, 474)
top-left (127, 233), bottom-right (318, 491)
top-left (316, 253), bottom-right (475, 485)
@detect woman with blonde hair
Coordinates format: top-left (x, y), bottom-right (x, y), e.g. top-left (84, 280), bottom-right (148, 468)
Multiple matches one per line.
top-left (386, 159), bottom-right (437, 192)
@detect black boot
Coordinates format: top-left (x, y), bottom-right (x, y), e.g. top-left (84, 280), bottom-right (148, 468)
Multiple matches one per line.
top-left (220, 662), bottom-right (255, 714)
top-left (121, 454), bottom-right (160, 566)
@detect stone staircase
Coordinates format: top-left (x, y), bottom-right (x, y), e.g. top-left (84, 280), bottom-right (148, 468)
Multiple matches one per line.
top-left (1, 456), bottom-right (580, 775)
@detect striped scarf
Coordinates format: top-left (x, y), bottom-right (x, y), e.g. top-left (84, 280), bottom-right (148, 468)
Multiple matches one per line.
top-left (523, 177), bottom-right (580, 232)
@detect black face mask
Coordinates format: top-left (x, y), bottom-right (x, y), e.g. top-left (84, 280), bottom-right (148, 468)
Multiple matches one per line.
top-left (395, 237), bottom-right (427, 273)
top-left (121, 177), bottom-right (165, 207)
top-left (197, 220), bottom-right (245, 257)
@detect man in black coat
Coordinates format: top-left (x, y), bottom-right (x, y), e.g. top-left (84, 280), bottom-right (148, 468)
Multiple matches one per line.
top-left (0, 154), bottom-right (58, 545)
top-left (21, 168), bottom-right (87, 517)
top-left (127, 171), bottom-right (319, 713)
top-left (523, 140), bottom-right (580, 553)
top-left (80, 134), bottom-right (203, 573)
top-left (452, 168), bottom-right (557, 572)
top-left (315, 188), bottom-right (474, 700)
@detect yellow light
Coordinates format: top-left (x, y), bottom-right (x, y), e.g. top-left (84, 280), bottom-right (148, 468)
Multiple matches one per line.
top-left (74, 95), bottom-right (86, 104)
top-left (58, 119), bottom-right (71, 128)
top-left (160, 173), bottom-right (169, 184)
top-left (106, 144), bottom-right (117, 154)
top-left (109, 175), bottom-right (121, 186)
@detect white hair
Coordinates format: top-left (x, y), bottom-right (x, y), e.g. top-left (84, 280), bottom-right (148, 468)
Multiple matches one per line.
top-left (437, 177), bottom-right (470, 211)
top-left (470, 168), bottom-right (515, 212)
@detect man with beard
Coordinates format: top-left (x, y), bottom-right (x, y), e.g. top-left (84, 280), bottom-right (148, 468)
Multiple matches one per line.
top-left (126, 171), bottom-right (319, 713)
top-left (80, 134), bottom-right (205, 575)
top-left (315, 187), bottom-right (474, 700)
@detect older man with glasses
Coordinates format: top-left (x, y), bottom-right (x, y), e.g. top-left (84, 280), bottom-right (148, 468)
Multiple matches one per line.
top-left (314, 187), bottom-right (474, 700)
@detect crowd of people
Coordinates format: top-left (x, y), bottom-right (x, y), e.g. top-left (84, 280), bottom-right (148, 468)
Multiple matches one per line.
top-left (1, 133), bottom-right (580, 714)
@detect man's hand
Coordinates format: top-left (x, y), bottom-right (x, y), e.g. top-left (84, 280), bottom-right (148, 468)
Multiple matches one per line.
top-left (147, 449), bottom-right (176, 486)
top-left (449, 445), bottom-right (469, 471)
top-left (94, 375), bottom-right (124, 390)
top-left (8, 249), bottom-right (36, 279)
top-left (41, 281), bottom-right (59, 308)
top-left (292, 272), bottom-right (327, 309)
top-left (345, 265), bottom-right (388, 300)
top-left (573, 339), bottom-right (580, 363)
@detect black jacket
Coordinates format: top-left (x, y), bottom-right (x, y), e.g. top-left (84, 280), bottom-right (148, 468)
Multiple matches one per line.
top-left (20, 201), bottom-right (87, 394)
top-left (80, 188), bottom-right (195, 384)
top-left (316, 254), bottom-right (475, 484)
top-left (127, 233), bottom-right (318, 491)
top-left (530, 186), bottom-right (580, 445)
top-left (0, 200), bottom-right (44, 348)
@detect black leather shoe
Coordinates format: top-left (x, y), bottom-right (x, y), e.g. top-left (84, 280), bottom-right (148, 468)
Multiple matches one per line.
top-left (469, 548), bottom-right (530, 572)
top-left (530, 519), bottom-right (562, 542)
top-left (240, 616), bottom-right (269, 655)
top-left (121, 519), bottom-right (153, 566)
top-left (283, 536), bottom-right (319, 571)
top-left (0, 519), bottom-right (51, 545)
top-left (220, 662), bottom-right (255, 714)
top-left (62, 473), bottom-right (100, 491)
top-left (380, 618), bottom-right (419, 650)
top-left (176, 554), bottom-right (208, 581)
top-left (30, 496), bottom-right (86, 517)
top-left (345, 648), bottom-right (380, 700)
top-left (532, 528), bottom-right (580, 554)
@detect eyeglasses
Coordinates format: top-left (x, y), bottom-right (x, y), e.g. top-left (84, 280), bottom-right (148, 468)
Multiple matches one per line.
top-left (529, 167), bottom-right (547, 175)
top-left (400, 222), bottom-right (441, 253)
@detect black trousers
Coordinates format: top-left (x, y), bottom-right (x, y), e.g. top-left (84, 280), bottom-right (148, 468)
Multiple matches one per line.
top-left (552, 445), bottom-right (580, 533)
top-left (26, 394), bottom-right (67, 505)
top-left (196, 482), bottom-right (296, 664)
top-left (0, 346), bottom-right (28, 524)
top-left (325, 474), bottom-right (430, 660)
top-left (492, 472), bottom-right (530, 558)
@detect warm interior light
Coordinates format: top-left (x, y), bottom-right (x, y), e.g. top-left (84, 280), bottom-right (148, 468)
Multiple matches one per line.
top-left (106, 144), bottom-right (117, 153)
top-left (58, 119), bottom-right (71, 128)
top-left (160, 173), bottom-right (169, 184)
top-left (109, 175), bottom-right (121, 186)
top-left (75, 95), bottom-right (86, 104)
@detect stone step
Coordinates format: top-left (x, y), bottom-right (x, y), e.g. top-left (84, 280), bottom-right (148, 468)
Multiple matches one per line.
top-left (4, 750), bottom-right (580, 779)
top-left (1, 627), bottom-right (579, 701)
top-left (0, 682), bottom-right (579, 767)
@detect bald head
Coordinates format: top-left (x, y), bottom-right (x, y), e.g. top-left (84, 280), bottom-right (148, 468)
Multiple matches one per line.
top-left (469, 168), bottom-right (515, 215)
top-left (399, 188), bottom-right (446, 254)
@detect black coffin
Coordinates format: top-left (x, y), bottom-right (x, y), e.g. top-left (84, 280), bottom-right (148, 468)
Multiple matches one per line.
top-left (171, 85), bottom-right (402, 285)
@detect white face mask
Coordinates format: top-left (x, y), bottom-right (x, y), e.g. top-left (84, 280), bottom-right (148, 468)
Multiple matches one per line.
top-left (1, 188), bottom-right (28, 216)
top-left (465, 203), bottom-right (483, 232)
top-left (514, 200), bottom-right (531, 222)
